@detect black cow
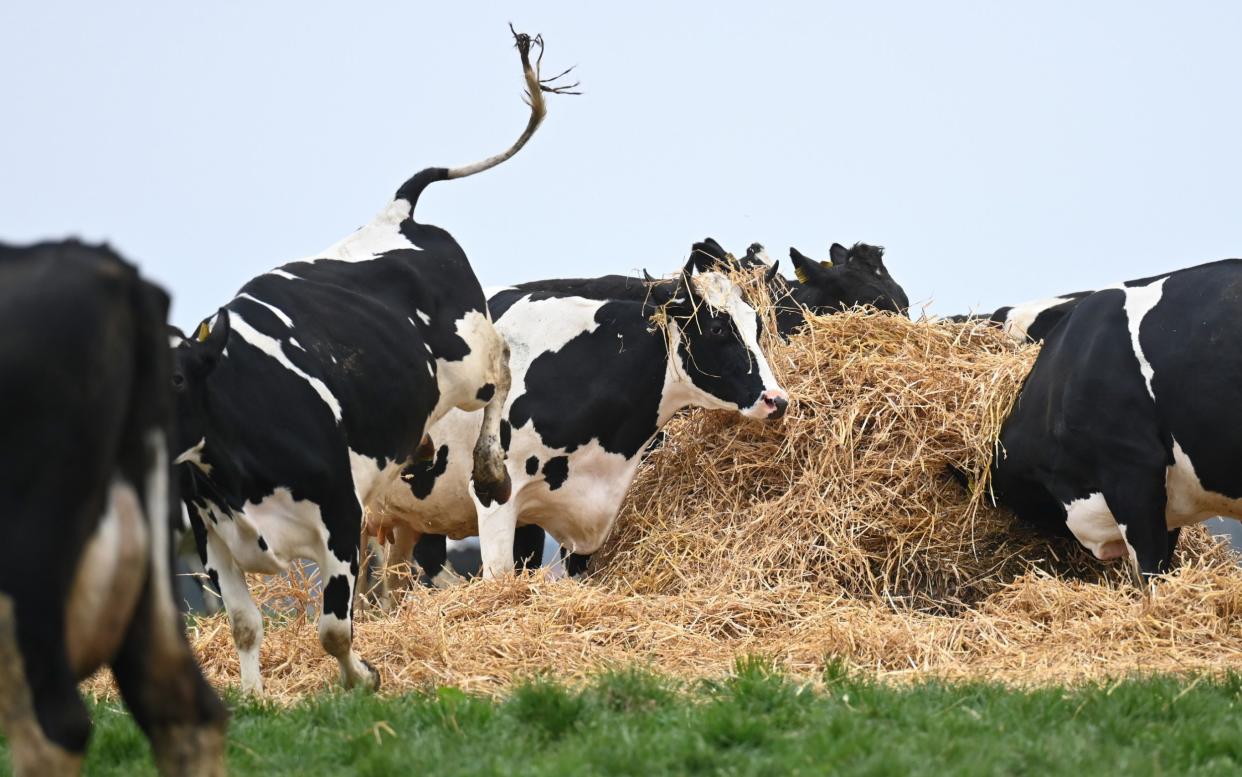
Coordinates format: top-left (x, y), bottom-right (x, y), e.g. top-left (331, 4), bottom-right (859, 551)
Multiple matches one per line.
top-left (0, 241), bottom-right (226, 776)
top-left (366, 250), bottom-right (789, 586)
top-left (172, 29), bottom-right (574, 694)
top-left (986, 259), bottom-right (1242, 581)
top-left (781, 242), bottom-right (909, 332)
top-left (946, 290), bottom-right (1093, 343)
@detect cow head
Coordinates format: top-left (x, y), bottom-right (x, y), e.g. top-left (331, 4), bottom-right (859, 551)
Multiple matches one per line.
top-left (788, 242), bottom-right (909, 316)
top-left (169, 308), bottom-right (230, 465)
top-left (652, 252), bottom-right (789, 421)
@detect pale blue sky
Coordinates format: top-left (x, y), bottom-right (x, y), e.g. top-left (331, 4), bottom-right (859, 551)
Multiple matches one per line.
top-left (3, 2), bottom-right (1240, 328)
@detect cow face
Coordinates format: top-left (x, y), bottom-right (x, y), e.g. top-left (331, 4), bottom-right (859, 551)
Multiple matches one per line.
top-left (655, 260), bottom-right (788, 421)
top-left (169, 309), bottom-right (230, 464)
top-left (789, 242), bottom-right (909, 315)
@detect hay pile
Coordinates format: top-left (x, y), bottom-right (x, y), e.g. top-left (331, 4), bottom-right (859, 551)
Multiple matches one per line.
top-left (90, 310), bottom-right (1242, 701)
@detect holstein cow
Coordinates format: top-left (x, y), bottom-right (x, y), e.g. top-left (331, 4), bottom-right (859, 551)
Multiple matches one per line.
top-left (507, 239), bottom-right (910, 337)
top-left (400, 238), bottom-right (908, 582)
top-left (172, 29), bottom-right (575, 694)
top-left (984, 259), bottom-right (1242, 582)
top-left (946, 290), bottom-right (1092, 343)
top-left (0, 241), bottom-right (226, 777)
top-left (366, 251), bottom-right (789, 587)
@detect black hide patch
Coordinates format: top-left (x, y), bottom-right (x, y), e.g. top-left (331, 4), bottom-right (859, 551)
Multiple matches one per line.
top-left (257, 536), bottom-right (268, 552)
top-left (506, 301), bottom-right (666, 460)
top-left (322, 575), bottom-right (352, 620)
top-left (403, 444), bottom-right (450, 500)
top-left (500, 419), bottom-right (511, 452)
top-left (542, 456), bottom-right (569, 490)
top-left (476, 383), bottom-right (495, 402)
top-left (525, 456), bottom-right (539, 476)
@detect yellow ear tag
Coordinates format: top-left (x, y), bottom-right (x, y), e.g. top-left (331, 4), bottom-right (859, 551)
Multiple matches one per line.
top-left (821, 260), bottom-right (833, 269)
top-left (196, 322), bottom-right (211, 342)
top-left (794, 266), bottom-right (810, 284)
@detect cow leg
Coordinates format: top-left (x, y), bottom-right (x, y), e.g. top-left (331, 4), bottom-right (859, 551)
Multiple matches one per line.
top-left (478, 502), bottom-right (519, 579)
top-left (316, 498), bottom-right (379, 691)
top-left (110, 566), bottom-right (227, 777)
top-left (558, 546), bottom-right (591, 579)
top-left (471, 339), bottom-right (512, 508)
top-left (414, 533), bottom-right (460, 587)
top-left (204, 532), bottom-right (264, 694)
top-left (513, 524), bottom-right (546, 571)
top-left (1164, 526), bottom-right (1182, 571)
top-left (0, 594), bottom-right (88, 777)
top-left (380, 525), bottom-right (420, 609)
top-left (1101, 472), bottom-right (1170, 581)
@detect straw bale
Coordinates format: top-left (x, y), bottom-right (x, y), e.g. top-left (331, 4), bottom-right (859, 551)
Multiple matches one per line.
top-left (86, 305), bottom-right (1242, 702)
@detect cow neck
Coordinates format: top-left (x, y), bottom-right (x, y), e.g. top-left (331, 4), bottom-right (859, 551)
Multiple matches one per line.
top-left (656, 322), bottom-right (706, 427)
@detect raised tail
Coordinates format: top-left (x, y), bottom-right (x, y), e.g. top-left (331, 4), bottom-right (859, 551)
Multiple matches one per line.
top-left (394, 25), bottom-right (579, 212)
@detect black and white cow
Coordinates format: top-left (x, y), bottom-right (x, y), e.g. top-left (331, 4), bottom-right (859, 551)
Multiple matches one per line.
top-left (366, 251), bottom-right (789, 585)
top-left (946, 290), bottom-right (1093, 343)
top-left (172, 30), bottom-right (574, 694)
top-left (0, 241), bottom-right (226, 777)
top-left (985, 259), bottom-right (1242, 581)
top-left (495, 238), bottom-right (909, 339)
top-left (396, 238), bottom-right (907, 583)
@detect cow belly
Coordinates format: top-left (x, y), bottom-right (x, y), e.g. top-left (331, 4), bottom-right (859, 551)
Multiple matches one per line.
top-left (365, 408), bottom-right (482, 538)
top-left (65, 480), bottom-right (149, 678)
top-left (514, 443), bottom-right (640, 555)
top-left (1165, 440), bottom-right (1242, 527)
top-left (207, 488), bottom-right (328, 573)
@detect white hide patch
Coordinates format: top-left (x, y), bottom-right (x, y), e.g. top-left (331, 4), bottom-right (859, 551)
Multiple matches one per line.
top-left (237, 293), bottom-right (294, 328)
top-left (493, 295), bottom-right (605, 403)
top-left (1063, 492), bottom-right (1125, 560)
top-left (1120, 277), bottom-right (1167, 401)
top-left (316, 200), bottom-right (419, 263)
top-left (175, 437), bottom-right (210, 471)
top-left (416, 310), bottom-right (432, 326)
top-left (1166, 439), bottom-right (1242, 527)
top-left (230, 312), bottom-right (343, 422)
top-left (268, 268), bottom-right (302, 281)
top-left (1002, 295), bottom-right (1077, 342)
top-left (65, 478), bottom-right (149, 675)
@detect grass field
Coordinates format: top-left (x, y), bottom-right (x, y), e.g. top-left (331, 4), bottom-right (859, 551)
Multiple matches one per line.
top-left (5, 662), bottom-right (1242, 776)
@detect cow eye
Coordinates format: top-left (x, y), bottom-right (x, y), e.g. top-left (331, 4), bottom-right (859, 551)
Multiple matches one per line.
top-left (707, 319), bottom-right (727, 338)
top-left (171, 372), bottom-right (187, 391)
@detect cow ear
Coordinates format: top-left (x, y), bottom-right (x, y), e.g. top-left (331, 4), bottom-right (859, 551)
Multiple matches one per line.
top-left (829, 243), bottom-right (849, 265)
top-left (764, 260), bottom-right (780, 284)
top-left (789, 247), bottom-right (829, 285)
top-left (189, 308), bottom-right (230, 377)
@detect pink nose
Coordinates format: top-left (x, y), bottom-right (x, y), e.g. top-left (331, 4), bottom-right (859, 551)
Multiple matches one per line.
top-left (761, 389), bottom-right (789, 420)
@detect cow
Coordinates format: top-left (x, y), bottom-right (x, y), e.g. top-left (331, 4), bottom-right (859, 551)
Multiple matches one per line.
top-left (172, 28), bottom-right (575, 694)
top-left (983, 259), bottom-right (1242, 582)
top-left (781, 242), bottom-right (910, 332)
top-left (366, 250), bottom-right (790, 588)
top-left (0, 241), bottom-right (227, 777)
top-left (496, 238), bottom-right (909, 338)
top-left (394, 238), bottom-right (907, 583)
top-left (945, 290), bottom-right (1093, 343)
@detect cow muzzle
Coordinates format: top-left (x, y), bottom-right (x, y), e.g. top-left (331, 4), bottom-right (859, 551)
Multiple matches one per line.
top-left (759, 389), bottom-right (789, 420)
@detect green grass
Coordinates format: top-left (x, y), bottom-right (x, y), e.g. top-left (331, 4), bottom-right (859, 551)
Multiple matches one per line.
top-left (4, 661), bottom-right (1242, 776)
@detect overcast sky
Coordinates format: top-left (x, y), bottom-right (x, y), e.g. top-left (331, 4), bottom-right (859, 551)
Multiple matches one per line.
top-left (4, 2), bottom-right (1240, 329)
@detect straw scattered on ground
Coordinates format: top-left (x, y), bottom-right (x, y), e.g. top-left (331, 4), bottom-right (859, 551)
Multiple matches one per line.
top-left (88, 300), bottom-right (1242, 701)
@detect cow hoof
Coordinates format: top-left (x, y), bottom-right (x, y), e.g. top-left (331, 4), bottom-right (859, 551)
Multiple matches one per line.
top-left (358, 660), bottom-right (381, 692)
top-left (474, 470), bottom-right (512, 507)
